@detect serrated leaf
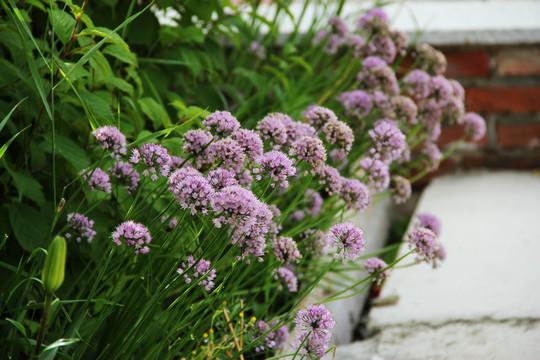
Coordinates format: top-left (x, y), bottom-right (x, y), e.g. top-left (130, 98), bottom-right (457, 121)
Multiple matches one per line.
top-left (138, 97), bottom-right (170, 129)
top-left (5, 167), bottom-right (45, 206)
top-left (9, 203), bottom-right (48, 252)
top-left (42, 133), bottom-right (90, 171)
top-left (50, 9), bottom-right (76, 44)
top-left (102, 44), bottom-right (138, 66)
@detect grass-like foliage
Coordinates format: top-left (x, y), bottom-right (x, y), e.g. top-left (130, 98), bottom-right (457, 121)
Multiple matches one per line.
top-left (0, 1), bottom-right (485, 359)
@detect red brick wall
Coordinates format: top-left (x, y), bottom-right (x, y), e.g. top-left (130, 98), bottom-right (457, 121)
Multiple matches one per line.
top-left (437, 45), bottom-right (540, 173)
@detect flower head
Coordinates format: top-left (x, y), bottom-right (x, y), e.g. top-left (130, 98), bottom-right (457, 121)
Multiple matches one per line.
top-left (253, 151), bottom-right (297, 189)
top-left (360, 157), bottom-right (390, 193)
top-left (272, 236), bottom-right (302, 264)
top-left (407, 226), bottom-right (440, 264)
top-left (357, 7), bottom-right (389, 33)
top-left (92, 126), bottom-right (127, 159)
top-left (414, 43), bottom-right (447, 75)
top-left (208, 138), bottom-right (246, 172)
top-left (368, 119), bottom-right (407, 163)
top-left (316, 165), bottom-right (342, 195)
top-left (81, 168), bottom-right (111, 193)
top-left (177, 255), bottom-right (217, 291)
top-left (391, 175), bottom-right (411, 204)
top-left (274, 267), bottom-right (298, 292)
top-left (422, 142), bottom-right (442, 171)
top-left (416, 213), bottom-right (442, 236)
top-left (167, 167), bottom-right (202, 194)
top-left (294, 304), bottom-right (335, 358)
top-left (173, 175), bottom-right (215, 215)
top-left (108, 161), bottom-right (140, 194)
top-left (182, 129), bottom-right (213, 168)
top-left (365, 257), bottom-right (391, 284)
top-left (304, 106), bottom-right (337, 128)
top-left (130, 143), bottom-right (171, 181)
top-left (328, 222), bottom-right (366, 263)
top-left (290, 136), bottom-right (327, 173)
top-left (112, 220), bottom-right (151, 255)
top-left (206, 168), bottom-right (239, 190)
top-left (357, 57), bottom-right (399, 95)
top-left (337, 90), bottom-right (373, 120)
top-left (66, 213), bottom-right (96, 243)
top-left (340, 177), bottom-right (371, 211)
top-left (462, 112), bottom-right (486, 141)
top-left (211, 185), bottom-right (260, 229)
top-left (256, 113), bottom-right (289, 149)
top-left (231, 129), bottom-right (264, 159)
top-left (393, 96), bottom-right (418, 126)
top-left (322, 120), bottom-right (354, 158)
top-left (203, 110), bottom-right (241, 138)
top-left (403, 69), bottom-right (432, 100)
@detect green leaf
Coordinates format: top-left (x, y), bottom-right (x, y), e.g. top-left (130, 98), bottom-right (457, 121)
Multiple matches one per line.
top-left (138, 97), bottom-right (170, 129)
top-left (0, 124), bottom-right (30, 160)
top-left (42, 133), bottom-right (90, 171)
top-left (0, 97), bottom-right (26, 134)
top-left (108, 77), bottom-right (134, 96)
top-left (5, 167), bottom-right (45, 206)
top-left (79, 90), bottom-right (113, 125)
top-left (50, 9), bottom-right (76, 44)
top-left (288, 55), bottom-right (313, 74)
top-left (6, 318), bottom-right (26, 337)
top-left (9, 202), bottom-right (48, 252)
top-left (79, 26), bottom-right (126, 46)
top-left (102, 44), bottom-right (138, 66)
top-left (43, 338), bottom-right (80, 352)
top-left (180, 26), bottom-right (205, 44)
top-left (88, 51), bottom-right (113, 86)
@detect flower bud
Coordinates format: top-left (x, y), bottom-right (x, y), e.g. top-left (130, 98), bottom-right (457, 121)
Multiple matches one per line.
top-left (42, 236), bottom-right (66, 293)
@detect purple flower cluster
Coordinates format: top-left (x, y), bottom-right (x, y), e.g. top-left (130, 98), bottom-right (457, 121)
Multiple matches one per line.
top-left (403, 69), bottom-right (432, 100)
top-left (272, 236), bottom-right (302, 264)
top-left (328, 221), bottom-right (366, 263)
top-left (422, 142), bottom-right (442, 171)
top-left (208, 138), bottom-right (246, 172)
top-left (274, 267), bottom-right (298, 293)
top-left (92, 126), bottom-right (127, 159)
top-left (256, 113), bottom-right (289, 149)
top-left (253, 151), bottom-right (296, 189)
top-left (407, 226), bottom-right (440, 264)
top-left (299, 229), bottom-right (331, 256)
top-left (305, 189), bottom-right (323, 217)
top-left (81, 168), bottom-right (111, 193)
top-left (322, 120), bottom-right (354, 158)
top-left (206, 168), bottom-right (239, 190)
top-left (112, 220), bottom-right (151, 255)
top-left (359, 157), bottom-right (390, 193)
top-left (392, 96), bottom-right (418, 126)
top-left (294, 304), bottom-right (335, 359)
top-left (177, 255), bottom-right (217, 291)
top-left (337, 90), bottom-right (373, 120)
top-left (167, 167), bottom-right (201, 194)
top-left (461, 112), bottom-right (486, 141)
top-left (316, 165), bottom-right (342, 195)
top-left (365, 257), bottom-right (391, 284)
top-left (416, 213), bottom-right (442, 237)
top-left (173, 174), bottom-right (215, 215)
top-left (130, 143), bottom-right (171, 181)
top-left (160, 216), bottom-right (178, 229)
top-left (182, 129), bottom-right (213, 168)
top-left (357, 56), bottom-right (399, 95)
top-left (248, 41), bottom-right (266, 59)
top-left (290, 136), bottom-right (327, 174)
top-left (203, 110), bottom-right (241, 138)
top-left (391, 175), bottom-right (412, 204)
top-left (231, 129), bottom-right (264, 158)
top-left (357, 7), bottom-right (389, 34)
top-left (340, 177), bottom-right (371, 212)
top-left (304, 106), bottom-right (337, 128)
top-left (413, 43), bottom-right (447, 76)
top-left (364, 34), bottom-right (397, 65)
top-left (66, 213), bottom-right (96, 243)
top-left (108, 161), bottom-right (140, 194)
top-left (281, 117), bottom-right (317, 148)
top-left (368, 119), bottom-right (407, 163)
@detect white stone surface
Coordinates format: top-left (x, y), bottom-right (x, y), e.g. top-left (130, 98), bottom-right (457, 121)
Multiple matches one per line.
top-left (369, 171), bottom-right (540, 328)
top-left (335, 320), bottom-right (540, 360)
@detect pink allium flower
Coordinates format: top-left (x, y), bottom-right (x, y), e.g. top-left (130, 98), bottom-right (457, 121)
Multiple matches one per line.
top-left (305, 189), bottom-right (323, 217)
top-left (108, 161), bottom-right (140, 194)
top-left (365, 257), bottom-right (391, 284)
top-left (66, 213), bottom-right (96, 243)
top-left (337, 90), bottom-right (373, 120)
top-left (462, 112), bottom-right (486, 141)
top-left (391, 175), bottom-right (412, 204)
top-left (414, 43), bottom-right (447, 75)
top-left (422, 141), bottom-right (442, 171)
top-left (328, 16), bottom-right (349, 36)
top-left (328, 221), bottom-right (366, 263)
top-left (304, 106), bottom-right (337, 128)
top-left (167, 167), bottom-right (201, 195)
top-left (360, 157), bottom-right (390, 193)
top-left (173, 175), bottom-right (215, 215)
top-left (449, 79), bottom-right (465, 100)
top-left (92, 126), bottom-right (127, 159)
top-left (393, 96), bottom-right (418, 125)
top-left (130, 143), bottom-right (171, 181)
top-left (416, 212), bottom-right (442, 237)
top-left (294, 304), bottom-right (335, 358)
top-left (364, 34), bottom-right (397, 65)
top-left (317, 165), bottom-right (342, 195)
top-left (322, 120), bottom-right (354, 157)
top-left (112, 220), bottom-right (151, 255)
top-left (177, 255), bottom-right (217, 291)
top-left (430, 75), bottom-right (454, 104)
top-left (211, 185), bottom-right (260, 229)
top-left (81, 168), bottom-right (111, 193)
top-left (289, 136), bottom-right (327, 173)
top-left (231, 129), bottom-right (264, 159)
top-left (160, 216), bottom-right (178, 229)
top-left (203, 110), bottom-right (241, 138)
top-left (281, 117), bottom-right (317, 148)
top-left (348, 34), bottom-right (366, 58)
top-left (272, 236), bottom-right (302, 264)
top-left (407, 226), bottom-right (439, 264)
top-left (403, 69), bottom-right (432, 100)
top-left (300, 229), bottom-right (331, 256)
top-left (208, 138), bottom-right (246, 172)
top-left (357, 7), bottom-right (389, 33)
top-left (368, 119), bottom-right (407, 163)
top-left (253, 151), bottom-right (297, 189)
top-left (275, 267), bottom-right (298, 292)
top-left (340, 177), bottom-right (371, 211)
top-left (391, 29), bottom-right (409, 55)
top-left (182, 129), bottom-right (213, 168)
top-left (256, 113), bottom-right (289, 149)
top-left (206, 168), bottom-right (239, 190)
top-left (357, 57), bottom-right (399, 95)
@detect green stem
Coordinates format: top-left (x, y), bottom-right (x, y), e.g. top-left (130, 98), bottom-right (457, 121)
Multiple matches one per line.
top-left (34, 292), bottom-right (53, 357)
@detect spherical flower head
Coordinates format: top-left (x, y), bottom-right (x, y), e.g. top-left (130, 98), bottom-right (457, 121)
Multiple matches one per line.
top-left (231, 129), bottom-right (264, 159)
top-left (357, 7), bottom-right (390, 33)
top-left (430, 75), bottom-right (454, 104)
top-left (267, 204), bottom-right (282, 237)
top-left (365, 34), bottom-right (397, 65)
top-left (174, 175), bottom-right (215, 215)
top-left (206, 168), bottom-right (239, 190)
top-left (290, 136), bottom-right (327, 174)
top-left (108, 161), bottom-right (140, 194)
top-left (232, 201), bottom-right (274, 261)
top-left (169, 155), bottom-right (193, 171)
top-left (328, 16), bottom-right (349, 36)
top-left (237, 169), bottom-right (253, 188)
top-left (449, 79), bottom-right (465, 100)
top-left (112, 220), bottom-right (151, 255)
top-left (407, 226), bottom-right (439, 264)
top-left (316, 165), bottom-right (342, 195)
top-left (248, 41), bottom-right (266, 59)
top-left (182, 129), bottom-right (213, 168)
top-left (368, 119), bottom-right (407, 163)
top-left (92, 126), bottom-right (127, 159)
top-left (433, 243), bottom-right (447, 269)
top-left (391, 29), bottom-right (409, 55)
top-left (250, 320), bottom-right (276, 352)
top-left (208, 138), bottom-right (246, 172)
top-left (305, 189), bottom-right (323, 217)
top-left (444, 96), bottom-right (465, 124)
top-left (211, 185), bottom-right (260, 229)
top-left (177, 255), bottom-right (217, 291)
top-left (304, 106), bottom-right (337, 128)
top-left (414, 43), bottom-right (447, 75)
top-left (348, 34), bottom-right (367, 58)
top-left (337, 90), bottom-right (373, 120)
top-left (328, 222), bottom-right (366, 263)
top-left (372, 91), bottom-right (395, 118)
top-left (295, 304), bottom-right (335, 338)
top-left (340, 177), bottom-right (371, 212)
top-left (365, 257), bottom-right (391, 284)
top-left (324, 33), bottom-right (346, 54)
top-left (416, 212), bottom-right (442, 237)
top-left (203, 110), bottom-right (241, 138)
top-left (256, 113), bottom-right (289, 149)
top-left (274, 267), bottom-right (298, 292)
top-left (272, 236), bottom-right (302, 264)
top-left (66, 213), bottom-right (96, 243)
top-left (393, 96), bottom-right (418, 126)
top-left (462, 112), bottom-right (486, 141)
top-left (391, 175), bottom-right (412, 204)
top-left (294, 331), bottom-right (331, 359)
top-left (322, 120), bottom-right (354, 157)
top-left (130, 143), bottom-right (171, 181)
top-left (357, 57), bottom-right (399, 95)
top-left (167, 167), bottom-right (201, 195)
top-left (253, 151), bottom-right (296, 189)
top-left (422, 141), bottom-right (442, 171)
top-left (270, 320), bottom-right (289, 349)
top-left (81, 168), bottom-right (111, 193)
top-left (403, 69), bottom-right (432, 100)
top-left (281, 117), bottom-right (317, 148)
top-left (418, 98), bottom-right (444, 135)
top-left (312, 29), bottom-right (329, 46)
top-left (360, 157), bottom-right (390, 193)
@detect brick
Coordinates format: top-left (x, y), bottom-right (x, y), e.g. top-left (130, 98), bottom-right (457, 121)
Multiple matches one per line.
top-left (438, 125), bottom-right (488, 147)
top-left (466, 87), bottom-right (540, 113)
top-left (444, 50), bottom-right (491, 78)
top-left (496, 48), bottom-right (540, 76)
top-left (497, 123), bottom-right (540, 148)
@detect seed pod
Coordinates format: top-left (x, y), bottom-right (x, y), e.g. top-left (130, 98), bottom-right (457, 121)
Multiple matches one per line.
top-left (42, 236), bottom-right (67, 293)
